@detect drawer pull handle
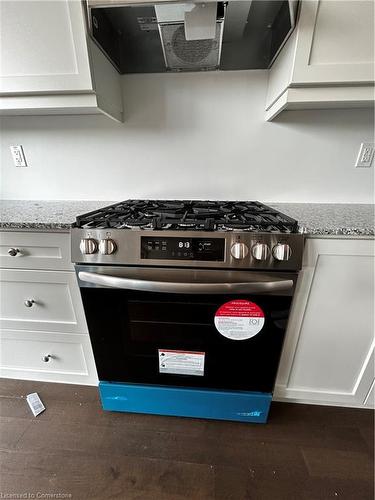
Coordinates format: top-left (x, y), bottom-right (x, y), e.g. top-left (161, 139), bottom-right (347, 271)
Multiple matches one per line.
top-left (42, 354), bottom-right (52, 363)
top-left (24, 299), bottom-right (35, 308)
top-left (8, 248), bottom-right (20, 257)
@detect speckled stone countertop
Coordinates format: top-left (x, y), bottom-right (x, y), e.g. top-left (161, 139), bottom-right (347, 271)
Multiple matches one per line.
top-left (0, 200), bottom-right (374, 236)
top-left (270, 203), bottom-right (374, 236)
top-left (0, 200), bottom-right (114, 231)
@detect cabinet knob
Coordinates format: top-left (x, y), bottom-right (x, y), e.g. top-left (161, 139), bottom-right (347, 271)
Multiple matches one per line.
top-left (42, 354), bottom-right (52, 363)
top-left (8, 248), bottom-right (20, 257)
top-left (24, 299), bottom-right (35, 308)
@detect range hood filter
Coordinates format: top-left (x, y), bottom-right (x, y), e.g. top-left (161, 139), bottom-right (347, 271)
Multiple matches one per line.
top-left (159, 22), bottom-right (223, 71)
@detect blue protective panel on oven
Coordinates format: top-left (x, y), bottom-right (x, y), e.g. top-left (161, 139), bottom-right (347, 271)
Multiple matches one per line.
top-left (99, 382), bottom-right (272, 423)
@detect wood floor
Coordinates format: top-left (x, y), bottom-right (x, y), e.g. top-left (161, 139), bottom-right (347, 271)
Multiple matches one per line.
top-left (0, 379), bottom-right (373, 500)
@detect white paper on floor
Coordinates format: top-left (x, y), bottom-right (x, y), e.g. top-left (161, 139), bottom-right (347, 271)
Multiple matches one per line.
top-left (26, 392), bottom-right (45, 417)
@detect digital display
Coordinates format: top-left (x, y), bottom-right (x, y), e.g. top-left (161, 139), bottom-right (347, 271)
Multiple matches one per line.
top-left (141, 237), bottom-right (225, 261)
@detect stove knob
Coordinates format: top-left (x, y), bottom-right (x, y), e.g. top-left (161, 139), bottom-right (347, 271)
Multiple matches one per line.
top-left (230, 242), bottom-right (249, 260)
top-left (251, 243), bottom-right (270, 261)
top-left (79, 238), bottom-right (98, 255)
top-left (99, 238), bottom-right (117, 255)
top-left (273, 243), bottom-right (292, 261)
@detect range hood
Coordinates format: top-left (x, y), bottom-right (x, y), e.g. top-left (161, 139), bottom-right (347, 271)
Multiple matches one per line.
top-left (86, 0), bottom-right (298, 74)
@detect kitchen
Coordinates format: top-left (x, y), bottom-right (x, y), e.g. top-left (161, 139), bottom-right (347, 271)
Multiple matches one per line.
top-left (0, 0), bottom-right (374, 499)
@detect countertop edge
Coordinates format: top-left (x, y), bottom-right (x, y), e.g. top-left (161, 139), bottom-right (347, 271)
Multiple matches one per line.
top-left (0, 223), bottom-right (71, 231)
top-left (1, 223), bottom-right (373, 238)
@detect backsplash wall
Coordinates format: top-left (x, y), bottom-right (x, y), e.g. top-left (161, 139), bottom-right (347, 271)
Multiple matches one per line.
top-left (1, 71), bottom-right (374, 203)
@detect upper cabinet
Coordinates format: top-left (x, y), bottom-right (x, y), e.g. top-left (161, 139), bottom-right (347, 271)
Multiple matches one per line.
top-left (0, 1), bottom-right (92, 94)
top-left (266, 0), bottom-right (375, 120)
top-left (292, 0), bottom-right (374, 85)
top-left (0, 0), bottom-right (123, 121)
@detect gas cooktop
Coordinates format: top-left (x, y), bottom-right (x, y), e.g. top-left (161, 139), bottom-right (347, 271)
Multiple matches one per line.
top-left (74, 200), bottom-right (299, 233)
top-left (71, 200), bottom-right (303, 270)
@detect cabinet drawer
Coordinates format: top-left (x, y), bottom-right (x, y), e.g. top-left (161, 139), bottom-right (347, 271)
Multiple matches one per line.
top-left (0, 329), bottom-right (98, 385)
top-left (0, 231), bottom-right (73, 270)
top-left (0, 269), bottom-right (87, 333)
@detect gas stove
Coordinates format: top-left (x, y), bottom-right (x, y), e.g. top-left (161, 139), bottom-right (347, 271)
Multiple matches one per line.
top-left (72, 200), bottom-right (304, 423)
top-left (71, 200), bottom-right (304, 271)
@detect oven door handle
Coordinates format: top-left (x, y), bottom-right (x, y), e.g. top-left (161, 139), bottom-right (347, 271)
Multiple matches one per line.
top-left (78, 271), bottom-right (294, 294)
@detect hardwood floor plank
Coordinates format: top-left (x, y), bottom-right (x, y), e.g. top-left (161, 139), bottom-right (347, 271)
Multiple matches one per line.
top-left (0, 378), bottom-right (98, 402)
top-left (214, 463), bottom-right (310, 500)
top-left (302, 478), bottom-right (374, 500)
top-left (204, 418), bottom-right (370, 454)
top-left (0, 449), bottom-right (215, 500)
top-left (270, 402), bottom-right (374, 429)
top-left (0, 416), bottom-right (32, 450)
top-left (302, 447), bottom-right (374, 480)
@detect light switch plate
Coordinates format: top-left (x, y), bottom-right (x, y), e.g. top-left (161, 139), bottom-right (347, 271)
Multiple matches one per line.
top-left (10, 145), bottom-right (28, 167)
top-left (355, 143), bottom-right (374, 168)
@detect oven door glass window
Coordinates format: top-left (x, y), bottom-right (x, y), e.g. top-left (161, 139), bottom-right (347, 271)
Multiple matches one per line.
top-left (80, 287), bottom-right (293, 393)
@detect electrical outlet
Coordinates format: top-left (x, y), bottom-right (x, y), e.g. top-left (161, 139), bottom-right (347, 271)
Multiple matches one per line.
top-left (355, 143), bottom-right (374, 168)
top-left (10, 145), bottom-right (28, 167)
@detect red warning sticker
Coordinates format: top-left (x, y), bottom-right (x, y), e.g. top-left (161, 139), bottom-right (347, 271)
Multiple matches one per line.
top-left (214, 300), bottom-right (265, 340)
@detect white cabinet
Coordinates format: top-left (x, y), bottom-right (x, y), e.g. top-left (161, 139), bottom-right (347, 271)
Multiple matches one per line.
top-left (0, 0), bottom-right (123, 121)
top-left (0, 231), bottom-right (73, 271)
top-left (292, 0), bottom-right (374, 85)
top-left (0, 1), bottom-right (92, 94)
top-left (0, 269), bottom-right (88, 334)
top-left (0, 329), bottom-right (97, 385)
top-left (275, 237), bottom-right (375, 408)
top-left (0, 230), bottom-right (98, 385)
top-left (266, 0), bottom-right (375, 120)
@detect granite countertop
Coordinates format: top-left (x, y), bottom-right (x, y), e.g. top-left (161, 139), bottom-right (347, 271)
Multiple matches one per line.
top-left (0, 200), bottom-right (374, 236)
top-left (270, 203), bottom-right (374, 236)
top-left (0, 200), bottom-right (114, 231)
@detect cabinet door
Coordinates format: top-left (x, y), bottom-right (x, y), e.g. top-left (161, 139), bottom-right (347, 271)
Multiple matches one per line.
top-left (292, 0), bottom-right (374, 85)
top-left (0, 0), bottom-right (93, 94)
top-left (0, 231), bottom-right (73, 271)
top-left (275, 238), bottom-right (375, 408)
top-left (0, 269), bottom-right (88, 334)
top-left (0, 329), bottom-right (98, 385)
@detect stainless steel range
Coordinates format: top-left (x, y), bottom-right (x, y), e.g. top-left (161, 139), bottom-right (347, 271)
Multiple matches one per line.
top-left (71, 200), bottom-right (304, 423)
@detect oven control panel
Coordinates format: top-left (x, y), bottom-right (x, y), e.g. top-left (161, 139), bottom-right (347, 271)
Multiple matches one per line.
top-left (141, 237), bottom-right (225, 261)
top-left (71, 228), bottom-right (304, 271)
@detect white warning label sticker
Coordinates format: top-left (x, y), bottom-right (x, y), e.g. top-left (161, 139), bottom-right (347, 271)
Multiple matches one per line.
top-left (158, 349), bottom-right (205, 376)
top-left (214, 300), bottom-right (265, 340)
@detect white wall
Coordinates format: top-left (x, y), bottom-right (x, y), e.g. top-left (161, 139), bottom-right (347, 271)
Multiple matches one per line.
top-left (1, 71), bottom-right (374, 203)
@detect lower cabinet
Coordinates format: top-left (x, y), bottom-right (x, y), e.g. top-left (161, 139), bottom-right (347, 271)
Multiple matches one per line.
top-left (0, 329), bottom-right (97, 385)
top-left (0, 268), bottom-right (88, 333)
top-left (275, 237), bottom-right (375, 408)
top-left (0, 230), bottom-right (98, 386)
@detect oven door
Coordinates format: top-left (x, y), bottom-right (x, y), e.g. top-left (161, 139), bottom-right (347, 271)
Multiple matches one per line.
top-left (76, 265), bottom-right (297, 393)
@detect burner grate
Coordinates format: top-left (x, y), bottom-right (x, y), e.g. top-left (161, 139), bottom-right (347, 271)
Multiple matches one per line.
top-left (74, 200), bottom-right (298, 233)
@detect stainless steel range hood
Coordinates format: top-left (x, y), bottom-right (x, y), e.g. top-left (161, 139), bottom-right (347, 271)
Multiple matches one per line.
top-left (86, 0), bottom-right (298, 74)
